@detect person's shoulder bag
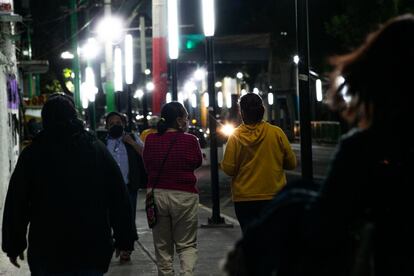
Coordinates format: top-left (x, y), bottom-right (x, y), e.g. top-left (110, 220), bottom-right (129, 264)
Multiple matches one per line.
top-left (145, 133), bottom-right (178, 228)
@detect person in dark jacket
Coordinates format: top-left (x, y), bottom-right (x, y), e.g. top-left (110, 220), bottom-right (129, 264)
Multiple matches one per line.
top-left (224, 14), bottom-right (414, 276)
top-left (104, 111), bottom-right (147, 262)
top-left (2, 93), bottom-right (136, 275)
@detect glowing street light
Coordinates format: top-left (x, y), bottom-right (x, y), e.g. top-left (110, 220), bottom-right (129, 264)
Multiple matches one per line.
top-left (134, 88), bottom-right (144, 99)
top-left (114, 47), bottom-right (123, 92)
top-left (268, 92), bottom-right (274, 105)
top-left (194, 68), bottom-right (206, 81)
top-left (220, 123), bottom-right (235, 136)
top-left (168, 0), bottom-right (179, 100)
top-left (80, 67), bottom-right (98, 109)
top-left (293, 55), bottom-right (300, 64)
top-left (124, 34), bottom-right (135, 129)
top-left (203, 92), bottom-right (209, 107)
top-left (166, 92), bottom-right (172, 103)
top-left (146, 81), bottom-right (155, 91)
top-left (316, 79), bottom-right (323, 102)
top-left (191, 93), bottom-right (197, 108)
top-left (96, 16), bottom-right (124, 45)
top-left (178, 91), bottom-right (184, 104)
top-left (61, 51), bottom-right (74, 59)
top-left (202, 0), bottom-right (215, 37)
top-left (144, 69), bottom-right (151, 75)
top-left (168, 0), bottom-right (179, 60)
top-left (125, 34), bottom-right (134, 85)
top-left (236, 72), bottom-right (243, 79)
top-left (81, 38), bottom-right (100, 60)
top-left (217, 91), bottom-right (223, 108)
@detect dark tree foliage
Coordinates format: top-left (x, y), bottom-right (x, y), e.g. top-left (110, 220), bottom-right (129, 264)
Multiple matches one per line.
top-left (324, 0), bottom-right (414, 52)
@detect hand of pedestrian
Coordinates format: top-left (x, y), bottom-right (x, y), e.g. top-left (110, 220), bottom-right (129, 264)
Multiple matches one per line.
top-left (122, 134), bottom-right (135, 146)
top-left (9, 252), bottom-right (24, 268)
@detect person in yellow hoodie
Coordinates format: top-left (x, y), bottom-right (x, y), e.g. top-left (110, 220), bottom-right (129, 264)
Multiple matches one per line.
top-left (221, 93), bottom-right (297, 233)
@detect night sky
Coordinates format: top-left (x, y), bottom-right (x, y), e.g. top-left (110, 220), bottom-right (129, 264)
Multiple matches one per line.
top-left (14, 0), bottom-right (375, 92)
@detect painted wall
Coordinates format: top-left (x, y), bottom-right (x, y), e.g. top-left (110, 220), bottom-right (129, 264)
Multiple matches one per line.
top-left (0, 11), bottom-right (20, 218)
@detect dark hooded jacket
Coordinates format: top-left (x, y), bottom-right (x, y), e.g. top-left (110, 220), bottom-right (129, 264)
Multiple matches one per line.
top-left (2, 122), bottom-right (136, 273)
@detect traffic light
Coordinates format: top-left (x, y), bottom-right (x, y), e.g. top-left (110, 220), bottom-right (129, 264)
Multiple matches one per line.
top-left (181, 34), bottom-right (204, 51)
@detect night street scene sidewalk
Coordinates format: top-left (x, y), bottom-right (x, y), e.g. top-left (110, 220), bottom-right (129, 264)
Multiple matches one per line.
top-left (0, 152), bottom-right (335, 275)
top-left (1, 0), bottom-right (414, 275)
top-left (0, 188), bottom-right (242, 276)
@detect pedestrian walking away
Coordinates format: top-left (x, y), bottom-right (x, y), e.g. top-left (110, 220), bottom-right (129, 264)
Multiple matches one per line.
top-left (221, 93), bottom-right (297, 234)
top-left (143, 102), bottom-right (203, 276)
top-left (224, 13), bottom-right (414, 276)
top-left (2, 93), bottom-right (136, 275)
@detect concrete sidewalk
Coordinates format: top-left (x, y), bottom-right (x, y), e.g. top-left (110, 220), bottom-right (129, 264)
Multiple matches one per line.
top-left (0, 190), bottom-right (241, 275)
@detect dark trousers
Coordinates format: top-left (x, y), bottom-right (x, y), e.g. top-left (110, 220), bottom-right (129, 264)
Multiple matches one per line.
top-left (234, 200), bottom-right (272, 234)
top-left (128, 189), bottom-right (139, 241)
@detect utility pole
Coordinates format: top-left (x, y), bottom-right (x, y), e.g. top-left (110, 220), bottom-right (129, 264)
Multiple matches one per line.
top-left (140, 16), bottom-right (149, 129)
top-left (26, 18), bottom-right (33, 98)
top-left (104, 0), bottom-right (115, 112)
top-left (296, 0), bottom-right (313, 181)
top-left (85, 0), bottom-right (96, 131)
top-left (70, 0), bottom-right (81, 112)
top-left (152, 0), bottom-right (168, 114)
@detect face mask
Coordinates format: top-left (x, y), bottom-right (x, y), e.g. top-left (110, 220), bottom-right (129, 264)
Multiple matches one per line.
top-left (181, 120), bottom-right (189, 132)
top-left (109, 124), bottom-right (124, 138)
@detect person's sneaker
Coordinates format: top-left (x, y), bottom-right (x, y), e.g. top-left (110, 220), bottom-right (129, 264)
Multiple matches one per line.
top-left (120, 251), bottom-right (131, 264)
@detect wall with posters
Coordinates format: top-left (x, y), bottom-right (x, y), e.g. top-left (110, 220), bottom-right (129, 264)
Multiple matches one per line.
top-left (0, 4), bottom-right (20, 216)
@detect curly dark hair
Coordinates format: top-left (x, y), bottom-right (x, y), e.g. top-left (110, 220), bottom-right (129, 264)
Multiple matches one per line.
top-left (328, 14), bottom-right (414, 130)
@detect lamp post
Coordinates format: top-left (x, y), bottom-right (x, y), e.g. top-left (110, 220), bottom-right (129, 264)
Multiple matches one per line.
top-left (296, 0), bottom-right (313, 181)
top-left (201, 0), bottom-right (229, 227)
top-left (125, 34), bottom-right (134, 131)
top-left (81, 37), bottom-right (100, 131)
top-left (113, 46), bottom-right (123, 112)
top-left (140, 16), bottom-right (149, 129)
top-left (70, 0), bottom-right (81, 112)
top-left (96, 4), bottom-right (124, 112)
top-left (168, 0), bottom-right (179, 101)
top-left (268, 92), bottom-right (274, 122)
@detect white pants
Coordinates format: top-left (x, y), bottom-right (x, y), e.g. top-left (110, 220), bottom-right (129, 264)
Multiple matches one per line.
top-left (151, 189), bottom-right (199, 276)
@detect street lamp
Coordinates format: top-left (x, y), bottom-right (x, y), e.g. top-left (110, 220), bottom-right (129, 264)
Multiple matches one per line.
top-left (268, 92), bottom-right (274, 122)
top-left (114, 47), bottom-right (123, 112)
top-left (168, 0), bottom-right (179, 100)
top-left (316, 79), bottom-right (323, 102)
top-left (81, 38), bottom-right (100, 60)
top-left (61, 51), bottom-right (74, 59)
top-left (125, 34), bottom-right (134, 130)
top-left (96, 15), bottom-right (124, 113)
top-left (201, 0), bottom-right (230, 227)
top-left (296, 0), bottom-right (313, 180)
top-left (134, 88), bottom-right (144, 99)
top-left (96, 16), bottom-right (124, 45)
top-left (114, 47), bottom-right (123, 92)
top-left (146, 81), bottom-right (155, 91)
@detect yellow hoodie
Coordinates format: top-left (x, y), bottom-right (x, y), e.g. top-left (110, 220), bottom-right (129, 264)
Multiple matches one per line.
top-left (221, 122), bottom-right (297, 202)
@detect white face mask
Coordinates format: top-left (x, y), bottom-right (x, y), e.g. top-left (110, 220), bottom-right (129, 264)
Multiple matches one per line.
top-left (178, 114), bottom-right (189, 132)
